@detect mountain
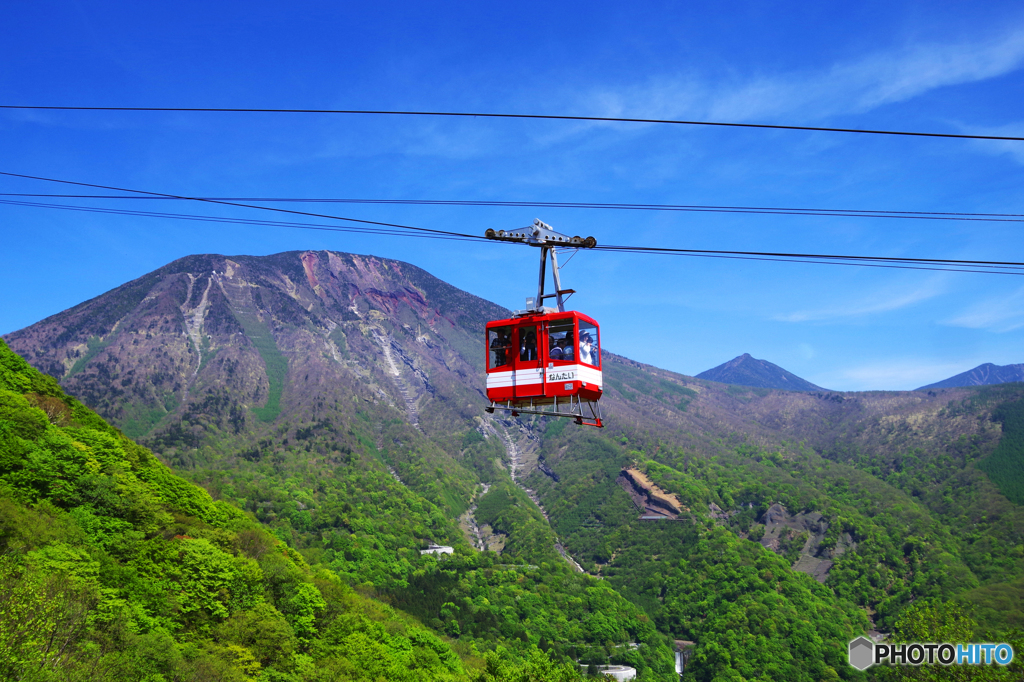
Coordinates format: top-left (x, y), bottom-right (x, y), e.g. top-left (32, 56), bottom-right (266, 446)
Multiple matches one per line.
top-left (695, 352), bottom-right (827, 392)
top-left (917, 362), bottom-right (1024, 390)
top-left (6, 249), bottom-right (1024, 679)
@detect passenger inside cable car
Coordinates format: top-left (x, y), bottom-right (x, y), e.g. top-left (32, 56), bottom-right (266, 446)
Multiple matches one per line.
top-left (519, 327), bottom-right (538, 361)
top-left (489, 326), bottom-right (512, 367)
top-left (578, 323), bottom-right (599, 366)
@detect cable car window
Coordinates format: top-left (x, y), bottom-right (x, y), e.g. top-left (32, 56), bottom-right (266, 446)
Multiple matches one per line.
top-left (488, 326), bottom-right (512, 369)
top-left (547, 318), bottom-right (575, 362)
top-left (518, 325), bottom-right (538, 361)
top-left (578, 322), bottom-right (599, 367)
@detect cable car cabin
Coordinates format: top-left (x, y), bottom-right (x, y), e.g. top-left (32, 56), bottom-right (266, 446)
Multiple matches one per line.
top-left (485, 310), bottom-right (603, 426)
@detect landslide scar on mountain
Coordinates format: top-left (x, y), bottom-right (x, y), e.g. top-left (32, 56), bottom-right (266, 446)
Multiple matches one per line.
top-left (617, 467), bottom-right (685, 518)
top-left (301, 251), bottom-right (321, 293)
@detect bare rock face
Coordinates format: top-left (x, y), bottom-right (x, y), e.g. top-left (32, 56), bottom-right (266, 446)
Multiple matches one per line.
top-left (707, 502), bottom-right (731, 521)
top-left (537, 458), bottom-right (559, 482)
top-left (756, 503), bottom-right (847, 583)
top-left (616, 468), bottom-right (684, 518)
top-left (761, 502), bottom-right (788, 528)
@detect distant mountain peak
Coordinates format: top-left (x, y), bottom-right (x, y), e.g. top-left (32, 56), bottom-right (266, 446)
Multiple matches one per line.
top-left (696, 353), bottom-right (827, 393)
top-left (916, 362), bottom-right (1024, 390)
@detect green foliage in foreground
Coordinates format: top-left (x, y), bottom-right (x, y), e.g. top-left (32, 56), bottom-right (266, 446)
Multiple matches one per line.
top-left (0, 339), bottom-right (585, 682)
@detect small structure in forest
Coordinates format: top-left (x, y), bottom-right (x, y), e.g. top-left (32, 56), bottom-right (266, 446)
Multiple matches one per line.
top-left (579, 664), bottom-right (636, 680)
top-left (420, 543), bottom-right (454, 555)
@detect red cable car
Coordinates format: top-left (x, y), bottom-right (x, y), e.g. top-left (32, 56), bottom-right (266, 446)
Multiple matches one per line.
top-left (483, 220), bottom-right (604, 427)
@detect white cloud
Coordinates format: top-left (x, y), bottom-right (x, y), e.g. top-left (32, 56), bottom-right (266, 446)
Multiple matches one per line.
top-left (829, 360), bottom-right (973, 391)
top-left (944, 286), bottom-right (1024, 332)
top-left (585, 26), bottom-right (1024, 124)
top-left (775, 281), bottom-right (944, 322)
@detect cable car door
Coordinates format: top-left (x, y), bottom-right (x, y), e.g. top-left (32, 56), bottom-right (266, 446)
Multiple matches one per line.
top-left (513, 323), bottom-right (543, 398)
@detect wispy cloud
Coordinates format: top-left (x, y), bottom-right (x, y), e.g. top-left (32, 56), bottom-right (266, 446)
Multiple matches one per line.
top-left (827, 359), bottom-right (973, 391)
top-left (586, 26), bottom-right (1024, 124)
top-left (775, 281), bottom-right (944, 322)
top-left (964, 122), bottom-right (1024, 164)
top-left (944, 285), bottom-right (1024, 332)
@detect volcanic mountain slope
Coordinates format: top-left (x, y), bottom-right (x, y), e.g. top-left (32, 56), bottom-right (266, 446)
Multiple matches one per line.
top-left (5, 251), bottom-right (507, 508)
top-left (696, 352), bottom-right (826, 392)
top-left (6, 250), bottom-right (500, 440)
top-left (597, 357), bottom-right (1024, 585)
top-left (918, 362), bottom-right (1024, 390)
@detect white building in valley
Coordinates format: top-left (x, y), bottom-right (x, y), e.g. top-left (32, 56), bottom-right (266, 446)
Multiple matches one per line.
top-left (420, 543), bottom-right (454, 555)
top-left (579, 665), bottom-right (636, 680)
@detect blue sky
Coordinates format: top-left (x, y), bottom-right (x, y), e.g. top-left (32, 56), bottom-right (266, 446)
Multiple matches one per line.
top-left (2, 1), bottom-right (1023, 390)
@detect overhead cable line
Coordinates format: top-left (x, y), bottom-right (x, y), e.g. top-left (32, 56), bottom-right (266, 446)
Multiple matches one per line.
top-left (595, 243), bottom-right (1024, 268)
top-left (2, 193), bottom-right (1023, 224)
top-left (0, 199), bottom-right (484, 243)
top-left (0, 170), bottom-right (485, 242)
top-left (13, 195), bottom-right (1019, 275)
top-left (593, 244), bottom-right (1024, 276)
top-left (2, 170), bottom-right (1021, 276)
top-left (1, 104), bottom-right (1021, 142)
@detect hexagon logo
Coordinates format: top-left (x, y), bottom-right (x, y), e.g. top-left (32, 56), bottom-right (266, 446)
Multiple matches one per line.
top-left (849, 637), bottom-right (874, 670)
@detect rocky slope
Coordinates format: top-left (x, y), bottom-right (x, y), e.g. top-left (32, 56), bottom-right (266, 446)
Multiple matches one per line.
top-left (5, 251), bottom-right (501, 444)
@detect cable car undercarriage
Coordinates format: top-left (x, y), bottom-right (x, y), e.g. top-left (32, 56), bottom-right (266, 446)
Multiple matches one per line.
top-left (485, 394), bottom-right (603, 427)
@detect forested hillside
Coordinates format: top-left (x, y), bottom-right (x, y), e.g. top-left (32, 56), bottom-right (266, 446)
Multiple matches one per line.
top-left (1, 339), bottom-right (648, 681)
top-left (5, 249), bottom-right (1024, 680)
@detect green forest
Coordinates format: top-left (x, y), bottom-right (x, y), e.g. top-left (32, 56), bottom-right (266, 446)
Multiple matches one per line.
top-left (0, 340), bottom-right (606, 681)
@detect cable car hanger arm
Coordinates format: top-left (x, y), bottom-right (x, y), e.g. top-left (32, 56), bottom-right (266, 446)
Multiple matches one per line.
top-left (485, 219), bottom-right (597, 314)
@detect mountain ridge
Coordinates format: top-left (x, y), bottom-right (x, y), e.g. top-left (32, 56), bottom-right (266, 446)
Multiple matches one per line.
top-left (917, 362), bottom-right (1024, 390)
